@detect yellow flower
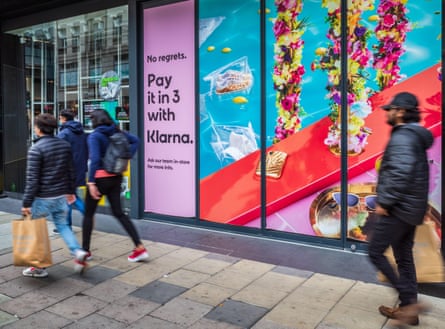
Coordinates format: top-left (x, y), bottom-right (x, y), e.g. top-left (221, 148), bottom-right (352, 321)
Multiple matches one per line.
top-left (315, 47), bottom-right (328, 56)
top-left (348, 116), bottom-right (365, 135)
top-left (323, 0), bottom-right (340, 12)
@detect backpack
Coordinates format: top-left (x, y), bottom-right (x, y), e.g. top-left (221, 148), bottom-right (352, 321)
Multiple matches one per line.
top-left (102, 132), bottom-right (133, 174)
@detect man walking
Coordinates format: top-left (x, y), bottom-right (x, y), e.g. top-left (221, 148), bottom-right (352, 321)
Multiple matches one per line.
top-left (368, 92), bottom-right (433, 326)
top-left (55, 109), bottom-right (88, 232)
top-left (22, 113), bottom-right (88, 277)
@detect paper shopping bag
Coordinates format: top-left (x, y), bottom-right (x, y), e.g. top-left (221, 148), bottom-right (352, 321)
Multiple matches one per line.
top-left (12, 215), bottom-right (52, 268)
top-left (378, 221), bottom-right (444, 283)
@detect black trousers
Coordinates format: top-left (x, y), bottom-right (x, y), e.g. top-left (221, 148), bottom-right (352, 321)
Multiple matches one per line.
top-left (368, 214), bottom-right (418, 306)
top-left (82, 175), bottom-right (142, 252)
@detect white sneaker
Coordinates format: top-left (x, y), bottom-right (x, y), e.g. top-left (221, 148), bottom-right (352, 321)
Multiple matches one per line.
top-left (73, 249), bottom-right (88, 274)
top-left (22, 267), bottom-right (48, 278)
top-left (127, 248), bottom-right (149, 263)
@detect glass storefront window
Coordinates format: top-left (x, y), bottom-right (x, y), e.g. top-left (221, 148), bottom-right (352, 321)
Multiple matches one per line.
top-left (6, 5), bottom-right (132, 209)
top-left (6, 5), bottom-right (129, 137)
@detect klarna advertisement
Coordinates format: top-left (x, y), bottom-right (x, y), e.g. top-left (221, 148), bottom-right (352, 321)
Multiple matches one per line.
top-left (143, 0), bottom-right (195, 216)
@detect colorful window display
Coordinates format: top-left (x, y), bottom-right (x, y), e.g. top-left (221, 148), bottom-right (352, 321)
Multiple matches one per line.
top-left (198, 0), bottom-right (442, 245)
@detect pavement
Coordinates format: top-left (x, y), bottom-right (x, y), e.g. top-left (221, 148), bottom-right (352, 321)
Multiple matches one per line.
top-left (0, 196), bottom-right (445, 329)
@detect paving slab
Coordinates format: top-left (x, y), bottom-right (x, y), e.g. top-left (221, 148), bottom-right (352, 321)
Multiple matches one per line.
top-left (130, 280), bottom-right (187, 304)
top-left (0, 310), bottom-right (17, 328)
top-left (97, 295), bottom-right (159, 325)
top-left (115, 262), bottom-right (171, 286)
top-left (189, 318), bottom-right (244, 329)
top-left (82, 278), bottom-right (138, 303)
top-left (150, 296), bottom-right (213, 327)
top-left (159, 268), bottom-right (210, 288)
top-left (1, 310), bottom-right (71, 329)
top-left (0, 290), bottom-right (59, 318)
top-left (205, 299), bottom-right (269, 328)
top-left (62, 313), bottom-right (126, 329)
top-left (37, 277), bottom-right (94, 299)
top-left (46, 294), bottom-right (107, 320)
top-left (183, 255), bottom-right (235, 275)
top-left (181, 282), bottom-right (237, 306)
top-left (71, 265), bottom-right (122, 285)
top-left (0, 276), bottom-right (49, 298)
top-left (125, 315), bottom-right (184, 329)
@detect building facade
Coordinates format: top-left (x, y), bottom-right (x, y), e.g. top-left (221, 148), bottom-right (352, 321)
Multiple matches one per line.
top-left (1, 0), bottom-right (443, 251)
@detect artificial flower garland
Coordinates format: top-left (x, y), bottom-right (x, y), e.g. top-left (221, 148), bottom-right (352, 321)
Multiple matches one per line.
top-left (272, 0), bottom-right (306, 143)
top-left (373, 0), bottom-right (410, 90)
top-left (312, 0), bottom-right (373, 155)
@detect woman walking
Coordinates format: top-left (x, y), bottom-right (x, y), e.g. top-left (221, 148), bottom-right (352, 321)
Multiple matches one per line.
top-left (83, 109), bottom-right (148, 262)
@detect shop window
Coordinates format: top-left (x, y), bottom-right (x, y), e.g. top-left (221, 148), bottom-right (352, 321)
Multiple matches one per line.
top-left (60, 63), bottom-right (78, 88)
top-left (71, 26), bottom-right (80, 52)
top-left (112, 15), bottom-right (122, 45)
top-left (58, 28), bottom-right (67, 53)
top-left (89, 19), bottom-right (105, 51)
top-left (114, 54), bottom-right (128, 80)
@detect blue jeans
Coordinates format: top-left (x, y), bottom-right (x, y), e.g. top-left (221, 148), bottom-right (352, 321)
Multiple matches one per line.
top-left (67, 189), bottom-right (85, 228)
top-left (32, 196), bottom-right (82, 254)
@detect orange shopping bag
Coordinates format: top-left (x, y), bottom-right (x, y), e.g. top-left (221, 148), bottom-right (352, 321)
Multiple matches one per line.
top-left (378, 221), bottom-right (444, 283)
top-left (12, 215), bottom-right (52, 268)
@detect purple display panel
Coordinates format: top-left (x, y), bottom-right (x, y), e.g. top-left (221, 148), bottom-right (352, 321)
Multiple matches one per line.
top-left (143, 0), bottom-right (195, 216)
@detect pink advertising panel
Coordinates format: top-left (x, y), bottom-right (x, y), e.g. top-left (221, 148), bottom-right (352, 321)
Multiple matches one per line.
top-left (143, 0), bottom-right (195, 216)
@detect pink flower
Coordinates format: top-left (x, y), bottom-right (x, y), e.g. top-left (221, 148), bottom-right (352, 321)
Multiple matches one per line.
top-left (296, 65), bottom-right (305, 75)
top-left (273, 66), bottom-right (282, 76)
top-left (382, 14), bottom-right (396, 28)
top-left (281, 96), bottom-right (294, 111)
top-left (290, 39), bottom-right (304, 50)
top-left (377, 1), bottom-right (393, 14)
top-left (276, 0), bottom-right (298, 12)
top-left (273, 20), bottom-right (289, 37)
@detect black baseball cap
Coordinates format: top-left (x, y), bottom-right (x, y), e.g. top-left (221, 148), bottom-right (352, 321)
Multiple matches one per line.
top-left (381, 92), bottom-right (419, 111)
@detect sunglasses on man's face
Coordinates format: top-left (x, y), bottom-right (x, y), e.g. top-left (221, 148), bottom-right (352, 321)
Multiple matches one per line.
top-left (330, 192), bottom-right (377, 211)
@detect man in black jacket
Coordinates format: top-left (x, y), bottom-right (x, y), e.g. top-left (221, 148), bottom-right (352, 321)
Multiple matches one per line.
top-left (22, 113), bottom-right (88, 277)
top-left (368, 92), bottom-right (433, 326)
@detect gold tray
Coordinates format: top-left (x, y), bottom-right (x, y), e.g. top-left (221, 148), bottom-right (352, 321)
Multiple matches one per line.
top-left (310, 183), bottom-right (441, 242)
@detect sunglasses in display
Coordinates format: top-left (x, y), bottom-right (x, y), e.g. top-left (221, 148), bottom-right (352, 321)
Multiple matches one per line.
top-left (331, 192), bottom-right (377, 211)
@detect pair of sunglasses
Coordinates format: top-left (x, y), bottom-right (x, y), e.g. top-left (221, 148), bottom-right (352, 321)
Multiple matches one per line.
top-left (331, 192), bottom-right (377, 211)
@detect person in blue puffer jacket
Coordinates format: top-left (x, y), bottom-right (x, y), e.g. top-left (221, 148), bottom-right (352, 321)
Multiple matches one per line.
top-left (55, 109), bottom-right (88, 232)
top-left (82, 109), bottom-right (148, 263)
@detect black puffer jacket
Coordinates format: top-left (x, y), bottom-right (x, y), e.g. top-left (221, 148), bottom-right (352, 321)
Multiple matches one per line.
top-left (23, 136), bottom-right (75, 208)
top-left (376, 124), bottom-right (433, 225)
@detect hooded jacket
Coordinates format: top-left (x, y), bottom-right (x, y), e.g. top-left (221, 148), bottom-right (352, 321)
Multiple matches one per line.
top-left (57, 120), bottom-right (88, 186)
top-left (87, 124), bottom-right (139, 184)
top-left (376, 123), bottom-right (434, 225)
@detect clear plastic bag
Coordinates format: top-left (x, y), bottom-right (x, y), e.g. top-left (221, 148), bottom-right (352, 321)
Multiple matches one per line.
top-left (203, 56), bottom-right (253, 96)
top-left (199, 16), bottom-right (225, 47)
top-left (210, 121), bottom-right (258, 164)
